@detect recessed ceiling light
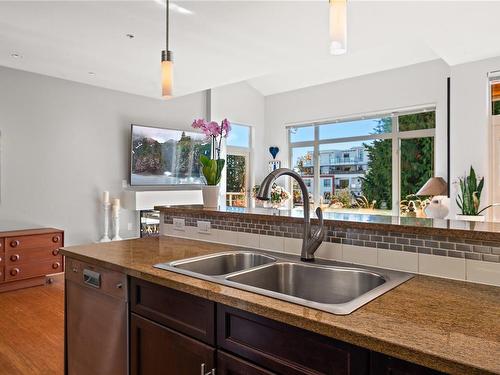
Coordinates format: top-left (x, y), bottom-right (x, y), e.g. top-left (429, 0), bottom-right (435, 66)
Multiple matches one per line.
top-left (88, 71), bottom-right (96, 76)
top-left (126, 34), bottom-right (135, 39)
top-left (10, 53), bottom-right (22, 58)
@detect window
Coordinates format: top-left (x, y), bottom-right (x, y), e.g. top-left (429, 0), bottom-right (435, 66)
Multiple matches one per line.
top-left (226, 124), bottom-right (251, 207)
top-left (290, 146), bottom-right (314, 206)
top-left (493, 82), bottom-right (500, 116)
top-left (288, 109), bottom-right (436, 215)
top-left (227, 124), bottom-right (250, 148)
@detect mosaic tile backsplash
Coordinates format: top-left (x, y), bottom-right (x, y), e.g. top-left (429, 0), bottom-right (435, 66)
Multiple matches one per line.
top-left (164, 212), bottom-right (500, 263)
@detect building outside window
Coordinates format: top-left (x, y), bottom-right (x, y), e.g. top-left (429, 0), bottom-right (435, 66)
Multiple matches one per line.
top-left (288, 108), bottom-right (436, 215)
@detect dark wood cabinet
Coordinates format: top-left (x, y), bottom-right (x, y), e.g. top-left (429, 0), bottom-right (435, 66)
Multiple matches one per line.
top-left (217, 304), bottom-right (369, 375)
top-left (130, 277), bottom-right (215, 345)
top-left (217, 351), bottom-right (276, 375)
top-left (370, 352), bottom-right (443, 375)
top-left (130, 313), bottom-right (215, 375)
top-left (128, 278), bottom-right (443, 375)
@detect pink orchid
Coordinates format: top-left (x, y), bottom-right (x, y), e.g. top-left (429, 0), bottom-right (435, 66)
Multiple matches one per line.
top-left (207, 121), bottom-right (221, 137)
top-left (191, 118), bottom-right (207, 129)
top-left (221, 118), bottom-right (231, 137)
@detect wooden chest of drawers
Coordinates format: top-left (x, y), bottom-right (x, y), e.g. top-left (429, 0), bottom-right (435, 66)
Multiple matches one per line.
top-left (0, 228), bottom-right (64, 292)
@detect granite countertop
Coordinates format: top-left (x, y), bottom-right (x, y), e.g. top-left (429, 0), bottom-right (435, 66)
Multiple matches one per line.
top-left (61, 236), bottom-right (500, 375)
top-left (156, 205), bottom-right (500, 242)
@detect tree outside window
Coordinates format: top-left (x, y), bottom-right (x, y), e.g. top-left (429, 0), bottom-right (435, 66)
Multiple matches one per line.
top-left (289, 110), bottom-right (436, 215)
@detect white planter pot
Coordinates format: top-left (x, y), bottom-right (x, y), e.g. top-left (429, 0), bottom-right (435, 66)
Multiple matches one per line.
top-left (455, 214), bottom-right (485, 222)
top-left (201, 185), bottom-right (220, 208)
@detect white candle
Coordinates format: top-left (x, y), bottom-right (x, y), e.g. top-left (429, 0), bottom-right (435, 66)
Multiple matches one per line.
top-left (102, 191), bottom-right (110, 204)
top-left (112, 198), bottom-right (120, 210)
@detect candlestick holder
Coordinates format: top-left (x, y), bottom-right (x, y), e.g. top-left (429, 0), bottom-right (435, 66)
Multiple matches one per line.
top-left (99, 202), bottom-right (111, 242)
top-left (112, 208), bottom-right (122, 241)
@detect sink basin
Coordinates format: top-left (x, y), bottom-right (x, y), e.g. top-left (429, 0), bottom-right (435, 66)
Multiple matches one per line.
top-left (154, 250), bottom-right (413, 315)
top-left (165, 252), bottom-right (276, 276)
top-left (226, 262), bottom-right (385, 304)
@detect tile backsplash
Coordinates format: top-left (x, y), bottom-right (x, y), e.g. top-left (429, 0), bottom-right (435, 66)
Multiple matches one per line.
top-left (163, 212), bottom-right (500, 263)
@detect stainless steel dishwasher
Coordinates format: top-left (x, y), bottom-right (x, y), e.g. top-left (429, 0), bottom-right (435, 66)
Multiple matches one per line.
top-left (65, 257), bottom-right (128, 375)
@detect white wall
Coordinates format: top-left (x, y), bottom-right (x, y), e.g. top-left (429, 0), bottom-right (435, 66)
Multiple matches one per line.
top-left (450, 56), bottom-right (500, 216)
top-left (211, 81), bottom-right (266, 193)
top-left (0, 66), bottom-right (206, 245)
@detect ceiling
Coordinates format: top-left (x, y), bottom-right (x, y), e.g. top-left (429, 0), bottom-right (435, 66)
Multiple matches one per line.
top-left (1, 1), bottom-right (500, 99)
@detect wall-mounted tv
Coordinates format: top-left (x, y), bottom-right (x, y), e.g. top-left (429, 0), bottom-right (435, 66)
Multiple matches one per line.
top-left (130, 124), bottom-right (211, 186)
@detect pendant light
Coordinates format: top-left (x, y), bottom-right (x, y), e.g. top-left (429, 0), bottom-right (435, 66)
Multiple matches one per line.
top-left (161, 0), bottom-right (173, 98)
top-left (329, 0), bottom-right (347, 55)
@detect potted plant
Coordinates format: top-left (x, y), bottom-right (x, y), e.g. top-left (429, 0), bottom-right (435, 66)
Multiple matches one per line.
top-left (252, 184), bottom-right (291, 209)
top-left (456, 166), bottom-right (487, 221)
top-left (192, 118), bottom-right (231, 208)
top-left (400, 194), bottom-right (429, 218)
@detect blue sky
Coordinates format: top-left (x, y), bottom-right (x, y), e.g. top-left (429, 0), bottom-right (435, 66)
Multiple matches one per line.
top-left (227, 124), bottom-right (250, 148)
top-left (290, 118), bottom-right (388, 143)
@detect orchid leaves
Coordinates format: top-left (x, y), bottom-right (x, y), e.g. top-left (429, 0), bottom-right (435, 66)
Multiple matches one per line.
top-left (200, 155), bottom-right (225, 186)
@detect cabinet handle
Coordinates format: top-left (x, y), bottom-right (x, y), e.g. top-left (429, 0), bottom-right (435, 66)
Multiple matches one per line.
top-left (52, 235), bottom-right (60, 243)
top-left (52, 249), bottom-right (60, 256)
top-left (10, 268), bottom-right (19, 276)
top-left (200, 363), bottom-right (215, 375)
top-left (10, 240), bottom-right (20, 248)
top-left (10, 254), bottom-right (20, 262)
top-left (52, 262), bottom-right (61, 270)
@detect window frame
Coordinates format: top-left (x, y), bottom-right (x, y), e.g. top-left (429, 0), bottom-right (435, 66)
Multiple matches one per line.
top-left (226, 123), bottom-right (252, 208)
top-left (287, 106), bottom-right (436, 215)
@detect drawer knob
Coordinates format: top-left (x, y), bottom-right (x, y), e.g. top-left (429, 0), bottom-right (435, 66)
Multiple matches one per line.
top-left (10, 240), bottom-right (20, 248)
top-left (10, 254), bottom-right (20, 262)
top-left (52, 262), bottom-right (61, 270)
top-left (52, 235), bottom-right (61, 243)
top-left (52, 249), bottom-right (60, 256)
top-left (10, 268), bottom-right (19, 276)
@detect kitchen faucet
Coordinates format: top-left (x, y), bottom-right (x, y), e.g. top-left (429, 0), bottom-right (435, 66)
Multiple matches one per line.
top-left (257, 168), bottom-right (325, 261)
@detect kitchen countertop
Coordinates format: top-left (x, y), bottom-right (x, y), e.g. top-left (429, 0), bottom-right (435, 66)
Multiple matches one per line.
top-left (61, 237), bottom-right (500, 375)
top-left (156, 204), bottom-right (500, 242)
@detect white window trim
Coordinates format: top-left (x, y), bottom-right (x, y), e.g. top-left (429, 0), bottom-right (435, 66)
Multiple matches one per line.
top-left (287, 108), bottom-right (436, 215)
top-left (226, 123), bottom-right (253, 207)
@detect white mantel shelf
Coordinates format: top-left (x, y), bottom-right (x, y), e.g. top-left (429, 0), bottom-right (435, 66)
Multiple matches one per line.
top-left (122, 189), bottom-right (203, 211)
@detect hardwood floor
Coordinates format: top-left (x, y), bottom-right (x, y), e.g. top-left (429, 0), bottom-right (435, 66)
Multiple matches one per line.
top-left (0, 275), bottom-right (64, 375)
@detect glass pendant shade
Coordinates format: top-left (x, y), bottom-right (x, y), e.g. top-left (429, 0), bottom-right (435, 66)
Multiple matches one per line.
top-left (161, 50), bottom-right (173, 98)
top-left (329, 0), bottom-right (347, 55)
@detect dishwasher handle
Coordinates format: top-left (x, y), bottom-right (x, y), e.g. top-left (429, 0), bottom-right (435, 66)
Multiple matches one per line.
top-left (83, 269), bottom-right (101, 288)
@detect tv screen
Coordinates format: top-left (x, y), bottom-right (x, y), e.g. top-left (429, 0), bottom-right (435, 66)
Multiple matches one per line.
top-left (130, 124), bottom-right (211, 186)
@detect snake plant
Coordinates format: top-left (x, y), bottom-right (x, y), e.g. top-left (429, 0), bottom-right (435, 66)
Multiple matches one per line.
top-left (456, 166), bottom-right (485, 216)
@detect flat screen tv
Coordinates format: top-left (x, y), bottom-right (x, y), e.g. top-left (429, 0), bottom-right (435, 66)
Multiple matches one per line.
top-left (130, 124), bottom-right (211, 186)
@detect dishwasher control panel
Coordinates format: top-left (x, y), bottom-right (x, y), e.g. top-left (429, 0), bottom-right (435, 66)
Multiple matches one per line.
top-left (83, 269), bottom-right (101, 288)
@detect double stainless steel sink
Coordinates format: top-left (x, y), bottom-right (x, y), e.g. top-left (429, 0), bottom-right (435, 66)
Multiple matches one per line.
top-left (154, 251), bottom-right (413, 315)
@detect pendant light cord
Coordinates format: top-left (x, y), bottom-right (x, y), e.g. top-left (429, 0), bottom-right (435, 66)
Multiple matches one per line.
top-left (166, 0), bottom-right (169, 52)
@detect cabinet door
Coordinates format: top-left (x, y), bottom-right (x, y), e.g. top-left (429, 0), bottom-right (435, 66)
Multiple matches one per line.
top-left (370, 352), bottom-right (443, 375)
top-left (131, 313), bottom-right (215, 375)
top-left (217, 304), bottom-right (369, 375)
top-left (218, 351), bottom-right (276, 375)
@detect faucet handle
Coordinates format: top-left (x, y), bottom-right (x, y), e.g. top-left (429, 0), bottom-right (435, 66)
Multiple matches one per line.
top-left (315, 207), bottom-right (324, 228)
top-left (314, 207), bottom-right (326, 241)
